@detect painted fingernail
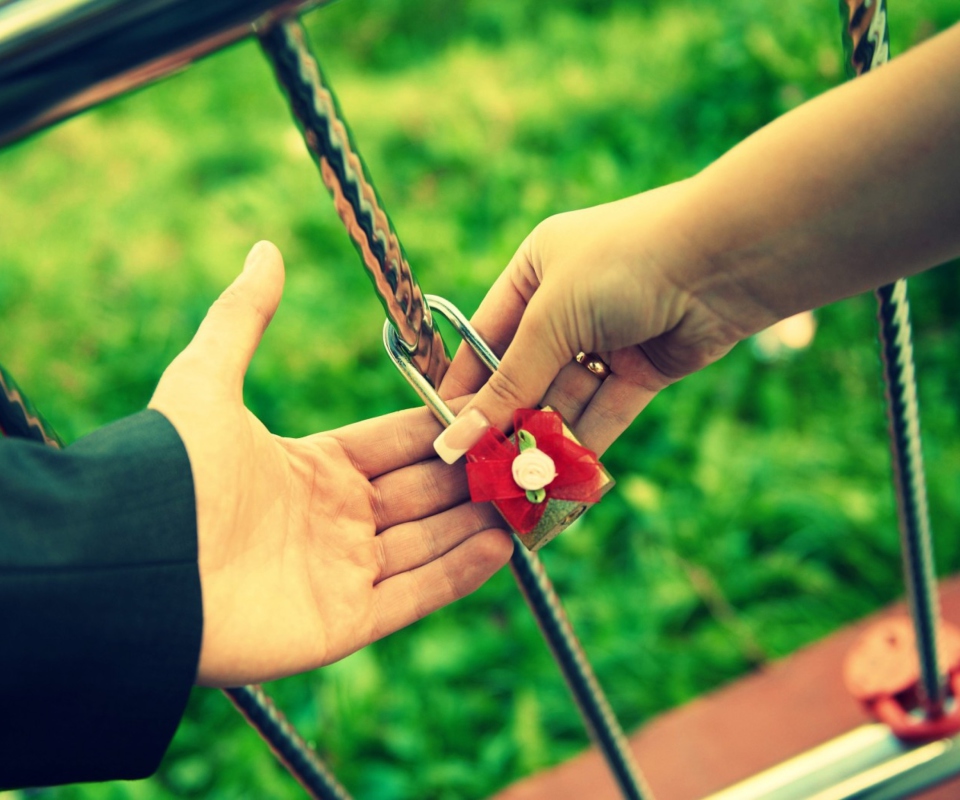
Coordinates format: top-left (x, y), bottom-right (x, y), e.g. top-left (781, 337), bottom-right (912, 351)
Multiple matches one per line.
top-left (433, 408), bottom-right (491, 464)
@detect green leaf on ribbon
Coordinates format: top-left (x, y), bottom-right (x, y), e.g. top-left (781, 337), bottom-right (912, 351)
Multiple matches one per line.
top-left (525, 488), bottom-right (546, 504)
top-left (517, 429), bottom-right (537, 452)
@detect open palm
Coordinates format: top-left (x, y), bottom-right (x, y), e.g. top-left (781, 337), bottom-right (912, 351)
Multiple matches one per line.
top-left (150, 242), bottom-right (512, 687)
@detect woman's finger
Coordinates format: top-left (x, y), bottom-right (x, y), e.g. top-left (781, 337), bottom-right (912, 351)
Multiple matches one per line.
top-left (571, 346), bottom-right (671, 454)
top-left (438, 237), bottom-right (539, 402)
top-left (433, 287), bottom-right (571, 464)
top-left (541, 360), bottom-right (605, 427)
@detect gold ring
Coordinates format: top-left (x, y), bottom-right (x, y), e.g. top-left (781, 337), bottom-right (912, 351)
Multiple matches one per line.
top-left (575, 351), bottom-right (611, 380)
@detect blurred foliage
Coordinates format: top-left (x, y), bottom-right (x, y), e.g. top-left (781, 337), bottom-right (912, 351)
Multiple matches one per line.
top-left (1, 1), bottom-right (958, 798)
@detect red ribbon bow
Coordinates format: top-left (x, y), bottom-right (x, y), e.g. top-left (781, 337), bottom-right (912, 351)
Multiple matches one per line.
top-left (465, 409), bottom-right (607, 534)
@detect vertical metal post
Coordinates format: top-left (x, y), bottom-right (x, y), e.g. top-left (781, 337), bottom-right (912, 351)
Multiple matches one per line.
top-left (225, 685), bottom-right (353, 800)
top-left (257, 18), bottom-right (450, 389)
top-left (384, 303), bottom-right (653, 800)
top-left (838, 0), bottom-right (946, 713)
top-left (875, 281), bottom-right (944, 712)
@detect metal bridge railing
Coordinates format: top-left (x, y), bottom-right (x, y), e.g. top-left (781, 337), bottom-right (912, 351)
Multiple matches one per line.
top-left (0, 1), bottom-right (954, 798)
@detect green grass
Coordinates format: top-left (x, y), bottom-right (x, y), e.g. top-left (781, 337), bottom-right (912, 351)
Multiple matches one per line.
top-left (1, 1), bottom-right (958, 798)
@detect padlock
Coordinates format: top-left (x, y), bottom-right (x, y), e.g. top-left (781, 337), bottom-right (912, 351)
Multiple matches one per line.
top-left (384, 295), bottom-right (614, 551)
top-left (845, 617), bottom-right (960, 741)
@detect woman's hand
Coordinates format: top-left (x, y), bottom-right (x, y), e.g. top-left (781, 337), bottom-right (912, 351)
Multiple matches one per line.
top-left (436, 23), bottom-right (960, 462)
top-left (150, 242), bottom-right (513, 687)
top-left (436, 182), bottom-right (756, 460)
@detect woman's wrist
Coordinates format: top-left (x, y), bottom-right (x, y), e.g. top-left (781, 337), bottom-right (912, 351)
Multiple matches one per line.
top-left (650, 176), bottom-right (784, 356)
top-left (662, 23), bottom-right (960, 338)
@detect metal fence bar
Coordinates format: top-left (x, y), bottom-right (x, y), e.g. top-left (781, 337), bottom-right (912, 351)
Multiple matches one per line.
top-left (876, 281), bottom-right (944, 712)
top-left (0, 364), bottom-right (63, 447)
top-left (256, 17), bottom-right (450, 390)
top-left (510, 544), bottom-right (653, 800)
top-left (225, 685), bottom-right (353, 800)
top-left (837, 0), bottom-right (946, 714)
top-left (384, 312), bottom-right (652, 800)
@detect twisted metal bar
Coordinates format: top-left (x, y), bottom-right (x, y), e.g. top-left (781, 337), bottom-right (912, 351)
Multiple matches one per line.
top-left (0, 364), bottom-right (63, 447)
top-left (262, 24), bottom-right (648, 787)
top-left (385, 302), bottom-right (652, 800)
top-left (509, 544), bottom-right (652, 800)
top-left (257, 18), bottom-right (449, 388)
top-left (225, 686), bottom-right (353, 800)
top-left (875, 281), bottom-right (944, 712)
top-left (838, 0), bottom-right (945, 713)
top-left (838, 0), bottom-right (889, 77)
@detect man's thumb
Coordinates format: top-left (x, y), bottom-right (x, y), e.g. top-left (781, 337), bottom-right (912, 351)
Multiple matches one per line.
top-left (189, 241), bottom-right (285, 386)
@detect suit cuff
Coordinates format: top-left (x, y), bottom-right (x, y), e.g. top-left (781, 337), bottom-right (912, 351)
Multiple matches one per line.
top-left (0, 409), bottom-right (202, 788)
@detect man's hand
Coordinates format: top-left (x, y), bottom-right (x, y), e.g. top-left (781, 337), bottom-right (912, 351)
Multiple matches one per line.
top-left (149, 241), bottom-right (512, 687)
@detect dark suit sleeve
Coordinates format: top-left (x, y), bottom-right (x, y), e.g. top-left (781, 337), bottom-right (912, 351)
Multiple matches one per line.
top-left (0, 409), bottom-right (203, 789)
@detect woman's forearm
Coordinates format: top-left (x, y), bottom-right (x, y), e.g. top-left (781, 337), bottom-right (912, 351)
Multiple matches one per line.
top-left (671, 22), bottom-right (960, 333)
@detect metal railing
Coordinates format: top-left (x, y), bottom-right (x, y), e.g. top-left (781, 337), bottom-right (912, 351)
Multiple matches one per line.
top-left (0, 0), bottom-right (953, 797)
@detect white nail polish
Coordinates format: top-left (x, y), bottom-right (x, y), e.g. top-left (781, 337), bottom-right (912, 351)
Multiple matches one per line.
top-left (433, 408), bottom-right (491, 464)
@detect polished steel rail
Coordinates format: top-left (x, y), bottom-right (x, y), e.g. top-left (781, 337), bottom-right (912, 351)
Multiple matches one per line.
top-left (705, 725), bottom-right (960, 800)
top-left (0, 0), bottom-right (326, 146)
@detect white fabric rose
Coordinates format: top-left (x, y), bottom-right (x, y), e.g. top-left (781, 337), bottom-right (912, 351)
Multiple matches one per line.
top-left (511, 448), bottom-right (557, 491)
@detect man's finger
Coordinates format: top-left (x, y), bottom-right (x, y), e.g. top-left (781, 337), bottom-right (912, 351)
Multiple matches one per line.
top-left (370, 529), bottom-right (513, 639)
top-left (370, 457), bottom-right (470, 531)
top-left (187, 240), bottom-right (284, 387)
top-left (375, 501), bottom-right (503, 583)
top-left (324, 397), bottom-right (472, 479)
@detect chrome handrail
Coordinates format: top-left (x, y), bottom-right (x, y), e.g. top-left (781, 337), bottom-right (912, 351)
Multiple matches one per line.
top-left (0, 0), bottom-right (324, 145)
